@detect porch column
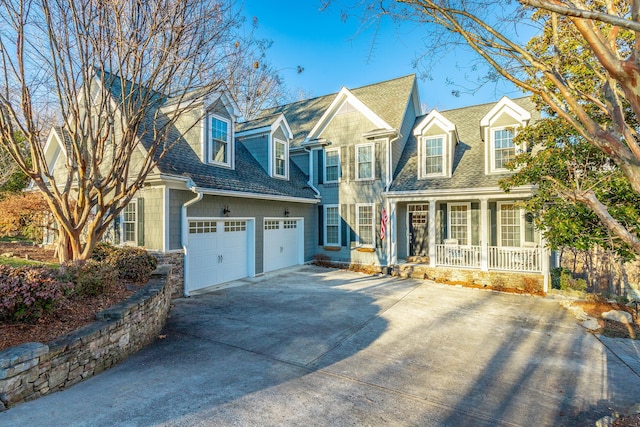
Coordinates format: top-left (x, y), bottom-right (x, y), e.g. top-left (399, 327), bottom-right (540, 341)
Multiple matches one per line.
top-left (480, 198), bottom-right (489, 271)
top-left (541, 234), bottom-right (549, 293)
top-left (428, 198), bottom-right (436, 267)
top-left (389, 201), bottom-right (397, 265)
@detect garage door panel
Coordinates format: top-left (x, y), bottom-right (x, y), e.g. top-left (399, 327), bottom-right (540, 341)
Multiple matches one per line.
top-left (264, 219), bottom-right (302, 273)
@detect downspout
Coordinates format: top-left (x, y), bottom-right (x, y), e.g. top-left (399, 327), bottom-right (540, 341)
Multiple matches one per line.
top-left (181, 180), bottom-right (203, 297)
top-left (385, 134), bottom-right (400, 268)
top-left (385, 134), bottom-right (400, 192)
top-left (303, 147), bottom-right (321, 198)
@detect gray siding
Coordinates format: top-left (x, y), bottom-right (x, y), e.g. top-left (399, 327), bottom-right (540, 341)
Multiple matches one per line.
top-left (170, 190), bottom-right (316, 274)
top-left (240, 134), bottom-right (269, 173)
top-left (393, 99), bottom-right (417, 175)
top-left (139, 187), bottom-right (164, 251)
top-left (291, 152), bottom-right (309, 176)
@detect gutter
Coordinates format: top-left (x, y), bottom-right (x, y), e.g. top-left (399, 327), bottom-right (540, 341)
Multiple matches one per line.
top-left (385, 133), bottom-right (401, 192)
top-left (181, 180), bottom-right (203, 297)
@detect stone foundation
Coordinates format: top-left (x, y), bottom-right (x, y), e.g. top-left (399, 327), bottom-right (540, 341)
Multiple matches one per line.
top-left (392, 263), bottom-right (545, 293)
top-left (0, 265), bottom-right (173, 411)
top-left (150, 250), bottom-right (184, 297)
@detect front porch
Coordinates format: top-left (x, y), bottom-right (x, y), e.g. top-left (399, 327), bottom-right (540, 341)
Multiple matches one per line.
top-left (386, 195), bottom-right (551, 291)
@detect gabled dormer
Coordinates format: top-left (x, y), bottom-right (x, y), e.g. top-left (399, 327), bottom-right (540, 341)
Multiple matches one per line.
top-left (481, 97), bottom-right (531, 175)
top-left (413, 110), bottom-right (458, 179)
top-left (162, 90), bottom-right (240, 169)
top-left (236, 113), bottom-right (293, 180)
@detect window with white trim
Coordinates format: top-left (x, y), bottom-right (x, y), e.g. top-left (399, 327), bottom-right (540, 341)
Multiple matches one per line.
top-left (492, 128), bottom-right (515, 171)
top-left (325, 149), bottom-right (340, 183)
top-left (355, 143), bottom-right (374, 180)
top-left (209, 115), bottom-right (231, 166)
top-left (324, 205), bottom-right (340, 246)
top-left (356, 204), bottom-right (375, 247)
top-left (448, 203), bottom-right (470, 246)
top-left (422, 136), bottom-right (444, 176)
top-left (122, 201), bottom-right (137, 243)
top-left (498, 203), bottom-right (521, 247)
top-left (274, 138), bottom-right (287, 178)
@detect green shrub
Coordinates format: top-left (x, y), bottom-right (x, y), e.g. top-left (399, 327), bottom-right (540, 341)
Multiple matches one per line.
top-left (106, 246), bottom-right (157, 283)
top-left (0, 265), bottom-right (72, 322)
top-left (91, 242), bottom-right (118, 262)
top-left (61, 260), bottom-right (119, 297)
top-left (552, 267), bottom-right (587, 292)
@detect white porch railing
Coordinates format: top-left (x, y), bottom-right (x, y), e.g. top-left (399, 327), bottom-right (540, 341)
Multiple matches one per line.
top-left (435, 245), bottom-right (542, 272)
top-left (435, 244), bottom-right (481, 268)
top-left (489, 246), bottom-right (541, 272)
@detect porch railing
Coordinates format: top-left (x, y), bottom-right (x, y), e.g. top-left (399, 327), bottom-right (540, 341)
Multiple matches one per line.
top-left (489, 246), bottom-right (541, 272)
top-left (435, 244), bottom-right (481, 268)
top-left (434, 245), bottom-right (542, 272)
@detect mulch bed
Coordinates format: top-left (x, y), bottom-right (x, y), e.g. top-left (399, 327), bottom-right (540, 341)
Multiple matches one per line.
top-left (0, 242), bottom-right (142, 352)
top-left (572, 300), bottom-right (640, 340)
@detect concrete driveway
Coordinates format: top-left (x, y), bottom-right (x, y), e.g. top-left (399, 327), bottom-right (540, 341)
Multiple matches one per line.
top-left (1, 265), bottom-right (640, 426)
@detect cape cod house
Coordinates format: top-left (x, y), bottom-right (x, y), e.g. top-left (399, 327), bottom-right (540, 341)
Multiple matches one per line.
top-left (43, 72), bottom-right (551, 296)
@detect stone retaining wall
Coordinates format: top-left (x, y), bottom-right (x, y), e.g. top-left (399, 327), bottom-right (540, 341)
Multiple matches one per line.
top-left (0, 265), bottom-right (173, 411)
top-left (151, 251), bottom-right (184, 297)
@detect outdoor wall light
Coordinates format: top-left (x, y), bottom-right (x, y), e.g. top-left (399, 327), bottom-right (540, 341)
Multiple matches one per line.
top-left (223, 206), bottom-right (230, 217)
top-left (284, 208), bottom-right (290, 217)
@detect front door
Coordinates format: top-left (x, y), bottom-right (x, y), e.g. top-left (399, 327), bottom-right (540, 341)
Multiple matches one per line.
top-left (408, 204), bottom-right (429, 257)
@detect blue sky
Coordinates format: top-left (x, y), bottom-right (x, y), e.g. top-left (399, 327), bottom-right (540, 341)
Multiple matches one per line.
top-left (242, 0), bottom-right (524, 113)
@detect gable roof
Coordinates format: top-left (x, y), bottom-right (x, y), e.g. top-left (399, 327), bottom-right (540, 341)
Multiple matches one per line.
top-left (256, 74), bottom-right (417, 147)
top-left (64, 70), bottom-right (317, 201)
top-left (390, 96), bottom-right (540, 193)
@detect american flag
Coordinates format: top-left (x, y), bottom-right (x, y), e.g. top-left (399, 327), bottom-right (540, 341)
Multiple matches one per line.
top-left (380, 207), bottom-right (388, 240)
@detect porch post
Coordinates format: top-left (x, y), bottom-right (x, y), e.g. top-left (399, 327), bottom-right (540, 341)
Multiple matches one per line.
top-left (428, 198), bottom-right (436, 267)
top-left (540, 234), bottom-right (549, 293)
top-left (389, 201), bottom-right (397, 265)
top-left (480, 198), bottom-right (489, 271)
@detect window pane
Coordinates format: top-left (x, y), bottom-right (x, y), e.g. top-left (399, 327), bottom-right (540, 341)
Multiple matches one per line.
top-left (211, 117), bottom-right (228, 163)
top-left (358, 205), bottom-right (373, 245)
top-left (123, 201), bottom-right (136, 243)
top-left (326, 151), bottom-right (339, 181)
top-left (494, 129), bottom-right (515, 169)
top-left (275, 142), bottom-right (285, 176)
top-left (424, 137), bottom-right (443, 174)
top-left (211, 117), bottom-right (228, 141)
top-left (500, 204), bottom-right (520, 247)
top-left (357, 145), bottom-right (373, 179)
top-left (213, 140), bottom-right (227, 163)
top-left (449, 205), bottom-right (468, 245)
top-left (325, 207), bottom-right (339, 245)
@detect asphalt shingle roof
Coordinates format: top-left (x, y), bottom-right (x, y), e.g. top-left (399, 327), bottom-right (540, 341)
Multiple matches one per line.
top-left (98, 71), bottom-right (316, 200)
top-left (256, 74), bottom-right (416, 147)
top-left (390, 97), bottom-right (540, 192)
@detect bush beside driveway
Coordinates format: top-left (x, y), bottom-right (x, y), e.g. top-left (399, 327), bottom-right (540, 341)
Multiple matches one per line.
top-left (1, 265), bottom-right (639, 426)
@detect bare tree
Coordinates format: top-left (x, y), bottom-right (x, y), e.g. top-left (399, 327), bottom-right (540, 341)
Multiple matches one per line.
top-left (333, 0), bottom-right (640, 255)
top-left (0, 0), bottom-right (250, 261)
top-left (0, 144), bottom-right (19, 189)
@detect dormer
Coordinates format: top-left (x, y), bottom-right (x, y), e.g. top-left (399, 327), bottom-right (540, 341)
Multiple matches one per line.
top-left (413, 110), bottom-right (457, 179)
top-left (236, 113), bottom-right (293, 180)
top-left (481, 97), bottom-right (531, 175)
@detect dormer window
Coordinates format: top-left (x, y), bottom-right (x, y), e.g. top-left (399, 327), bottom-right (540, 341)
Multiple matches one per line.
top-left (355, 143), bottom-right (374, 180)
top-left (481, 97), bottom-right (531, 175)
top-left (273, 138), bottom-right (288, 178)
top-left (209, 114), bottom-right (231, 166)
top-left (422, 136), bottom-right (445, 176)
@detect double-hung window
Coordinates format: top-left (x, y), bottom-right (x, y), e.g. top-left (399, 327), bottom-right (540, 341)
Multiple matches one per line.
top-left (498, 203), bottom-right (521, 247)
top-left (210, 115), bottom-right (231, 166)
top-left (325, 149), bottom-right (340, 183)
top-left (448, 203), bottom-right (470, 246)
top-left (493, 128), bottom-right (515, 171)
top-left (355, 143), bottom-right (374, 180)
top-left (356, 204), bottom-right (375, 247)
top-left (122, 201), bottom-right (137, 244)
top-left (324, 205), bottom-right (340, 246)
top-left (423, 136), bottom-right (444, 176)
top-left (274, 139), bottom-right (287, 178)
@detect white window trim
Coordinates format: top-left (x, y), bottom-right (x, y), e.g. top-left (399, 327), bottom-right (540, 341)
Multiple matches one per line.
top-left (355, 203), bottom-right (376, 248)
top-left (355, 142), bottom-right (375, 181)
top-left (324, 148), bottom-right (341, 184)
top-left (420, 134), bottom-right (447, 178)
top-left (121, 200), bottom-right (137, 245)
top-left (272, 137), bottom-right (289, 179)
top-left (447, 202), bottom-right (472, 246)
top-left (489, 126), bottom-right (522, 174)
top-left (208, 113), bottom-right (233, 167)
top-left (497, 201), bottom-right (525, 248)
top-left (323, 204), bottom-right (341, 247)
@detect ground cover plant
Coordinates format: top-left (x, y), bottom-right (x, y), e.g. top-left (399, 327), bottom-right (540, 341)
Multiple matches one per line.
top-left (0, 242), bottom-right (157, 351)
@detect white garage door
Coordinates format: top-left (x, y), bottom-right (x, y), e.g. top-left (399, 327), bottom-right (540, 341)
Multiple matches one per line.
top-left (186, 219), bottom-right (251, 294)
top-left (263, 218), bottom-right (303, 273)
